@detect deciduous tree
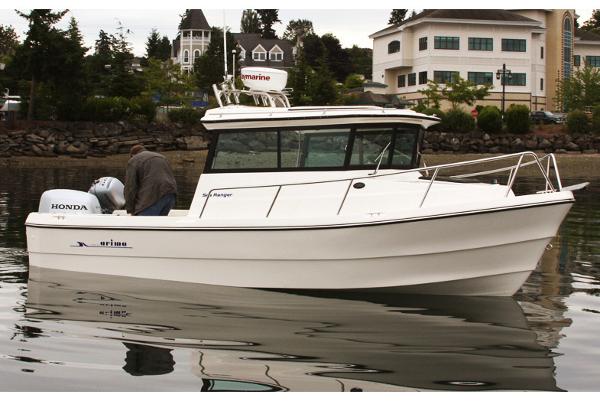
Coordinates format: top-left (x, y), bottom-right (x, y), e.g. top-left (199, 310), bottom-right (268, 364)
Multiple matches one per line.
top-left (442, 74), bottom-right (492, 109)
top-left (283, 19), bottom-right (314, 46)
top-left (0, 25), bottom-right (19, 58)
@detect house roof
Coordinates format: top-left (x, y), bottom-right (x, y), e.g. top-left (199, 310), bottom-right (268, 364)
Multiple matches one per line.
top-left (233, 33), bottom-right (295, 68)
top-left (179, 9), bottom-right (210, 30)
top-left (576, 29), bottom-right (600, 42)
top-left (370, 9), bottom-right (540, 37)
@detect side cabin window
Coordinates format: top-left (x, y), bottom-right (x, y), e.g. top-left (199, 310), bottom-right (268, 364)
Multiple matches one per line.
top-left (212, 131), bottom-right (278, 170)
top-left (207, 124), bottom-right (420, 172)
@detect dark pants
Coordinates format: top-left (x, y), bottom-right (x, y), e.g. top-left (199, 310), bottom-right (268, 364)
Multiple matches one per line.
top-left (137, 193), bottom-right (176, 216)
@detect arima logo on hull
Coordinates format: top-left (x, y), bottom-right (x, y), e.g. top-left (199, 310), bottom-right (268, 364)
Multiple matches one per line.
top-left (51, 203), bottom-right (88, 211)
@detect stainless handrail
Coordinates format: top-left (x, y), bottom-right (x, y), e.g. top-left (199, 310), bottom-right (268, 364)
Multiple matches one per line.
top-left (198, 151), bottom-right (563, 218)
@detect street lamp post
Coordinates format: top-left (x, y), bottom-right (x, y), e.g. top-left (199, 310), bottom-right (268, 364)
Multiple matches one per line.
top-left (496, 63), bottom-right (512, 116)
top-left (232, 49), bottom-right (236, 83)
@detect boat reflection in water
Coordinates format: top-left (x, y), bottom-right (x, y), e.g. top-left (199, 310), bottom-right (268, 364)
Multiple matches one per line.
top-left (26, 266), bottom-right (564, 391)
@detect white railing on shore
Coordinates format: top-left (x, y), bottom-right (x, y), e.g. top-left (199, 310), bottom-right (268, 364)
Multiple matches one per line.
top-left (198, 151), bottom-right (563, 218)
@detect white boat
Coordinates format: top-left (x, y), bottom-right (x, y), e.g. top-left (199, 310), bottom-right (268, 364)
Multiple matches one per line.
top-left (25, 67), bottom-right (587, 296)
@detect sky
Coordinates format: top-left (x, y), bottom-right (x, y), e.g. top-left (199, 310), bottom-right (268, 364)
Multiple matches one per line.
top-left (0, 2), bottom-right (595, 57)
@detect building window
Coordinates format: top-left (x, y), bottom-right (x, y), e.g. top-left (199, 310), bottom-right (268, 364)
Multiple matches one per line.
top-left (239, 48), bottom-right (246, 60)
top-left (574, 55), bottom-right (580, 66)
top-left (408, 73), bottom-right (416, 86)
top-left (193, 49), bottom-right (200, 61)
top-left (183, 49), bottom-right (189, 63)
top-left (418, 71), bottom-right (427, 85)
top-left (563, 16), bottom-right (573, 79)
top-left (203, 31), bottom-right (210, 38)
top-left (541, 46), bottom-right (544, 59)
top-left (434, 36), bottom-right (459, 50)
top-left (501, 39), bottom-right (526, 52)
top-left (540, 78), bottom-right (544, 91)
top-left (419, 37), bottom-right (427, 51)
top-left (467, 72), bottom-right (493, 85)
top-left (252, 45), bottom-right (267, 61)
top-left (270, 51), bottom-right (283, 61)
top-left (587, 56), bottom-right (600, 67)
top-left (468, 37), bottom-right (493, 51)
top-left (388, 40), bottom-right (400, 54)
top-left (398, 74), bottom-right (406, 88)
top-left (433, 70), bottom-right (459, 84)
top-left (505, 73), bottom-right (526, 86)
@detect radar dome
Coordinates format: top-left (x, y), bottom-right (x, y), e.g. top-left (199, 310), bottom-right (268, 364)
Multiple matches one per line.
top-left (240, 67), bottom-right (287, 92)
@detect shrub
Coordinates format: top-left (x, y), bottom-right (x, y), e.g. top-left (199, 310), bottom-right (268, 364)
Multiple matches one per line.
top-left (130, 96), bottom-right (156, 123)
top-left (592, 105), bottom-right (600, 134)
top-left (505, 104), bottom-right (530, 134)
top-left (566, 109), bottom-right (590, 134)
top-left (82, 96), bottom-right (131, 122)
top-left (167, 107), bottom-right (205, 125)
top-left (442, 108), bottom-right (474, 133)
top-left (477, 106), bottom-right (502, 134)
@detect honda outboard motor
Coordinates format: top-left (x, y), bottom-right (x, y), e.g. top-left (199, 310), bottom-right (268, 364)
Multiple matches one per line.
top-left (37, 177), bottom-right (125, 215)
top-left (38, 189), bottom-right (102, 214)
top-left (88, 177), bottom-right (126, 213)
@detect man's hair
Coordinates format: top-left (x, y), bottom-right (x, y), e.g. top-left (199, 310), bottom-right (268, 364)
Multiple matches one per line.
top-left (130, 144), bottom-right (146, 157)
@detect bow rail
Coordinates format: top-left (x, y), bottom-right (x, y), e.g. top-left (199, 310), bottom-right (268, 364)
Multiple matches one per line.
top-left (199, 151), bottom-right (564, 218)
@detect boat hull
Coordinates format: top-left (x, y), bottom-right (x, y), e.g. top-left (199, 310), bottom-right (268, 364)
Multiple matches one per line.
top-left (26, 200), bottom-right (572, 296)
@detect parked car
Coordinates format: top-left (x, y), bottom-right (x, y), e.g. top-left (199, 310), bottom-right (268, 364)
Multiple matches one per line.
top-left (530, 110), bottom-right (565, 124)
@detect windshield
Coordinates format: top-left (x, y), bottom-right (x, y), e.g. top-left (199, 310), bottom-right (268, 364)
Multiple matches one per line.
top-left (208, 124), bottom-right (420, 172)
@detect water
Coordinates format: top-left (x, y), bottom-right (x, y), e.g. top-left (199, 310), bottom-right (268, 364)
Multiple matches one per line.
top-left (0, 163), bottom-right (599, 391)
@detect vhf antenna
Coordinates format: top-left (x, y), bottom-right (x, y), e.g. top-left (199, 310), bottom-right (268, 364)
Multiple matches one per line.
top-left (223, 10), bottom-right (228, 82)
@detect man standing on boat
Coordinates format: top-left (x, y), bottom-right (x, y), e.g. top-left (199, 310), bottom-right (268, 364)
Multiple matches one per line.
top-left (124, 144), bottom-right (178, 216)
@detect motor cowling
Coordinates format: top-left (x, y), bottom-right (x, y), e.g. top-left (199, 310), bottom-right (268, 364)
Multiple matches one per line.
top-left (88, 177), bottom-right (126, 213)
top-left (38, 189), bottom-right (102, 214)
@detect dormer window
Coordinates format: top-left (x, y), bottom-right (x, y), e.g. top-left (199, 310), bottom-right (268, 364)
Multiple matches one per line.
top-left (269, 45), bottom-right (283, 61)
top-left (238, 46), bottom-right (246, 61)
top-left (388, 40), bottom-right (400, 54)
top-left (253, 45), bottom-right (267, 61)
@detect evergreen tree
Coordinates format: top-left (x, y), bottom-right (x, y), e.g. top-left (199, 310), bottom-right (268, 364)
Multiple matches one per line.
top-left (307, 60), bottom-right (338, 105)
top-left (146, 28), bottom-right (162, 59)
top-left (15, 9), bottom-right (69, 120)
top-left (178, 9), bottom-right (192, 30)
top-left (256, 9), bottom-right (280, 39)
top-left (240, 9), bottom-right (261, 34)
top-left (194, 27), bottom-right (238, 91)
top-left (288, 49), bottom-right (311, 105)
top-left (582, 9), bottom-right (600, 35)
top-left (109, 22), bottom-right (143, 98)
top-left (389, 9), bottom-right (408, 25)
top-left (53, 17), bottom-right (88, 119)
top-left (283, 19), bottom-right (314, 46)
top-left (158, 36), bottom-right (172, 60)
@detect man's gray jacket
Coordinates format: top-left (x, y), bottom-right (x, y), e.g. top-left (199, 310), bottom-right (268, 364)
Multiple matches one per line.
top-left (125, 151), bottom-right (177, 215)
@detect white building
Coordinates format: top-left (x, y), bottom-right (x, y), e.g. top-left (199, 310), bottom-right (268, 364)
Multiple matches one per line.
top-left (370, 9), bottom-right (600, 111)
top-left (171, 10), bottom-right (212, 72)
